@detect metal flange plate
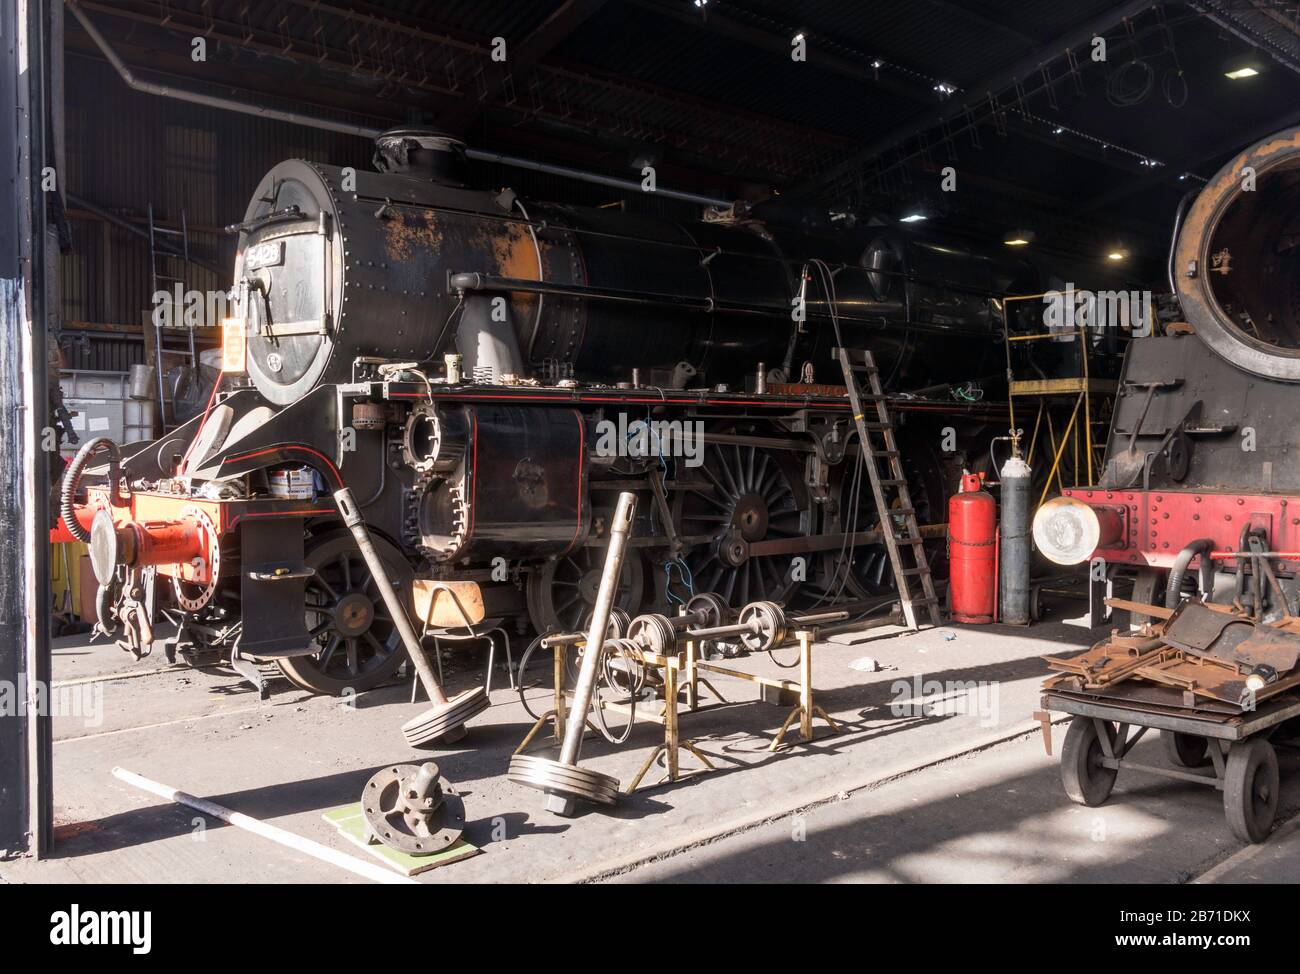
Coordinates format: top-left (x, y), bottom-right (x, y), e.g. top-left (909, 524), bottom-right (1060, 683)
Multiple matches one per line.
top-left (361, 763), bottom-right (466, 855)
top-left (507, 754), bottom-right (619, 805)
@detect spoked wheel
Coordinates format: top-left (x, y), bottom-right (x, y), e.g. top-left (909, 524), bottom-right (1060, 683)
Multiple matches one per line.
top-left (277, 531), bottom-right (414, 695)
top-left (1224, 738), bottom-right (1279, 844)
top-left (682, 440), bottom-right (813, 607)
top-left (526, 545), bottom-right (644, 635)
top-left (1060, 717), bottom-right (1119, 807)
top-left (815, 442), bottom-right (943, 603)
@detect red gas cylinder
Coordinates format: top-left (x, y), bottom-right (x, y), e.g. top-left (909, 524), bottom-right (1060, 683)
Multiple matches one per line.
top-left (948, 471), bottom-right (997, 624)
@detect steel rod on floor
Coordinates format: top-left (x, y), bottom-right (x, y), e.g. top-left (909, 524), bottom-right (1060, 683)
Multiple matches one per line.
top-left (112, 767), bottom-right (417, 885)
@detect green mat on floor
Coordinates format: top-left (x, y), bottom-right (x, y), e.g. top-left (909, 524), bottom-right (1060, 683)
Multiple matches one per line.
top-left (322, 803), bottom-right (481, 877)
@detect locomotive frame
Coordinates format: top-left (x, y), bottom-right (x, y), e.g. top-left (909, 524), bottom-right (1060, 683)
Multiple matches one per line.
top-left (60, 126), bottom-right (1037, 696)
top-left (66, 375), bottom-right (1003, 695)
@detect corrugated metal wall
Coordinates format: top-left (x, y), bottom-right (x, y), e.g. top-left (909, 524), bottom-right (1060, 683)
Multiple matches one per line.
top-left (62, 51), bottom-right (700, 356)
top-left (63, 55), bottom-right (372, 328)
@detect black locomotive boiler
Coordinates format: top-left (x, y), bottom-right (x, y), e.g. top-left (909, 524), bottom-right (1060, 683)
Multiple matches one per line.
top-left (66, 127), bottom-right (1040, 695)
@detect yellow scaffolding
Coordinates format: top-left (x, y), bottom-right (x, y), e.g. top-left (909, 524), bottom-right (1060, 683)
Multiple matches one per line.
top-left (1001, 294), bottom-right (1117, 507)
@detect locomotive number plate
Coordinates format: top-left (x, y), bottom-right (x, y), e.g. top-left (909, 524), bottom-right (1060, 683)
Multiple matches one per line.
top-left (244, 240), bottom-right (284, 271)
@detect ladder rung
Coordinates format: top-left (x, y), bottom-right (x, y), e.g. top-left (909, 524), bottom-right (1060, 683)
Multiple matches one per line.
top-left (899, 566), bottom-right (931, 577)
top-left (861, 421), bottom-right (893, 431)
top-left (868, 449), bottom-right (899, 458)
top-left (152, 226), bottom-right (184, 236)
top-left (906, 596), bottom-right (941, 605)
top-left (878, 478), bottom-right (907, 487)
top-left (897, 536), bottom-right (927, 545)
top-left (886, 507), bottom-right (917, 517)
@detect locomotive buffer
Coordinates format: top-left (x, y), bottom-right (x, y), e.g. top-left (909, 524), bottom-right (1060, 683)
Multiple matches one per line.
top-left (836, 348), bottom-right (943, 630)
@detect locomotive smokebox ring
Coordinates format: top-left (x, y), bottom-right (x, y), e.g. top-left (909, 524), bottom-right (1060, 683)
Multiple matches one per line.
top-left (361, 762), bottom-right (466, 854)
top-left (737, 600), bottom-right (788, 653)
top-left (401, 685), bottom-right (490, 747)
top-left (506, 754), bottom-right (619, 806)
top-left (1173, 123), bottom-right (1300, 381)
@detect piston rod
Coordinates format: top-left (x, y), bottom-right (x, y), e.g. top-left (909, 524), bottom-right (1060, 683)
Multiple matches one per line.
top-left (334, 488), bottom-right (459, 726)
top-left (547, 491), bottom-right (637, 815)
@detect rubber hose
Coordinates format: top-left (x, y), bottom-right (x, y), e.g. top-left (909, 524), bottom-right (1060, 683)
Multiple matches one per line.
top-left (1166, 538), bottom-right (1214, 608)
top-left (60, 436), bottom-right (123, 542)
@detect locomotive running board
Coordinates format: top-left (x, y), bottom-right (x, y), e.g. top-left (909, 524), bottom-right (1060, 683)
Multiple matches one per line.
top-left (835, 347), bottom-right (943, 630)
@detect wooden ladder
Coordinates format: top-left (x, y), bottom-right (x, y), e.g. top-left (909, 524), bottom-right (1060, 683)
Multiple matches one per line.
top-left (835, 347), bottom-right (942, 630)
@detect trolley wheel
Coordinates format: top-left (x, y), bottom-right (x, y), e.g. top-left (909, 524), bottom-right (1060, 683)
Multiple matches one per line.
top-left (1060, 717), bottom-right (1118, 807)
top-left (1224, 738), bottom-right (1279, 844)
top-left (1162, 730), bottom-right (1211, 769)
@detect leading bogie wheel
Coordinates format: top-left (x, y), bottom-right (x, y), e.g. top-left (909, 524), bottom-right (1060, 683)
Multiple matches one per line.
top-left (278, 530), bottom-right (414, 695)
top-left (1060, 717), bottom-right (1119, 807)
top-left (1224, 738), bottom-right (1279, 844)
top-left (1128, 567), bottom-right (1168, 629)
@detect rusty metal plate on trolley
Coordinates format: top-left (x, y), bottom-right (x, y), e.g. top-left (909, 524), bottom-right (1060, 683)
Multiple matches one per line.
top-left (1163, 603), bottom-right (1300, 672)
top-left (1234, 626), bottom-right (1300, 673)
top-left (1161, 602), bottom-right (1247, 654)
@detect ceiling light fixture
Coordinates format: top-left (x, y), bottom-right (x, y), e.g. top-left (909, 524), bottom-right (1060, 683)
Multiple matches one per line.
top-left (1225, 66), bottom-right (1259, 80)
top-left (899, 212), bottom-right (927, 223)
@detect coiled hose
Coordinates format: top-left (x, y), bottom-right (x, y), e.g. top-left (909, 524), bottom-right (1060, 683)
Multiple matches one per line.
top-left (60, 436), bottom-right (123, 542)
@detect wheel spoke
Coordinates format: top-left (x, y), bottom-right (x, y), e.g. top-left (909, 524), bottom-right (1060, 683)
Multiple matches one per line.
top-left (320, 635), bottom-right (341, 668)
top-left (345, 639), bottom-right (359, 674)
top-left (312, 576), bottom-right (339, 601)
top-left (700, 464), bottom-right (734, 501)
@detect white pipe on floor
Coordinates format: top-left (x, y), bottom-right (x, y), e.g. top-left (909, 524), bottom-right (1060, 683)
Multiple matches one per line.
top-left (112, 767), bottom-right (417, 885)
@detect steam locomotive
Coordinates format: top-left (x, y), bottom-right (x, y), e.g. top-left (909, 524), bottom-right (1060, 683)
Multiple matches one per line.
top-left (61, 127), bottom-right (1042, 695)
top-left (1033, 124), bottom-right (1300, 619)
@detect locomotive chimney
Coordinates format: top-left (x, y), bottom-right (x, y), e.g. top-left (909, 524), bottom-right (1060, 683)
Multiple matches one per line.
top-left (372, 127), bottom-right (469, 186)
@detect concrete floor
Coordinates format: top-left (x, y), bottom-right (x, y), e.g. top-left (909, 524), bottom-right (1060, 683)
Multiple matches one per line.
top-left (4, 595), bottom-right (1299, 884)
